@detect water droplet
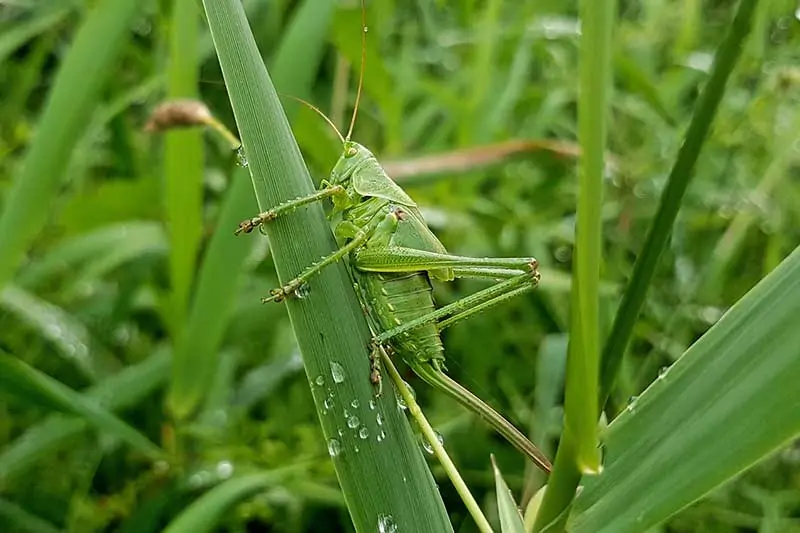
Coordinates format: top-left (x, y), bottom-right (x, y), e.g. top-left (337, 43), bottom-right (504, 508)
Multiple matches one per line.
top-left (354, 444), bottom-right (360, 452)
top-left (377, 513), bottom-right (397, 533)
top-left (330, 361), bottom-right (346, 383)
top-left (396, 396), bottom-right (407, 411)
top-left (658, 366), bottom-right (669, 378)
top-left (351, 399), bottom-right (360, 409)
top-left (235, 145), bottom-right (249, 167)
top-left (376, 413), bottom-right (384, 426)
top-left (626, 395), bottom-right (638, 413)
top-left (188, 470), bottom-right (213, 488)
top-left (338, 428), bottom-right (344, 437)
top-left (359, 427), bottom-right (369, 439)
top-left (421, 432), bottom-right (444, 454)
top-left (295, 283), bottom-right (310, 299)
top-left (347, 415), bottom-right (360, 429)
top-left (315, 375), bottom-right (325, 386)
top-left (377, 429), bottom-right (386, 442)
top-left (328, 438), bottom-right (341, 457)
top-left (216, 460), bottom-right (234, 479)
top-left (395, 380), bottom-right (414, 410)
top-left (369, 399), bottom-right (377, 410)
top-left (324, 397), bottom-right (334, 410)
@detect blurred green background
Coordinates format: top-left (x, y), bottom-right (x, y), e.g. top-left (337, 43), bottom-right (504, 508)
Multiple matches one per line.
top-left (1, 0), bottom-right (799, 531)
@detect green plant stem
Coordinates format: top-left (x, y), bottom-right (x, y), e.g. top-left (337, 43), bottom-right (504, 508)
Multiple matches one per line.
top-left (379, 348), bottom-right (493, 533)
top-left (534, 0), bottom-right (615, 528)
top-left (164, 0), bottom-right (203, 333)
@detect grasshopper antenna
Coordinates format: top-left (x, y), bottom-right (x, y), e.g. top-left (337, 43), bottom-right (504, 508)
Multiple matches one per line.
top-left (283, 94), bottom-right (345, 145)
top-left (345, 0), bottom-right (367, 141)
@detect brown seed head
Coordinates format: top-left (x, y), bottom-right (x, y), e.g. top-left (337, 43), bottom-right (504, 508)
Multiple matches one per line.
top-left (144, 99), bottom-right (213, 133)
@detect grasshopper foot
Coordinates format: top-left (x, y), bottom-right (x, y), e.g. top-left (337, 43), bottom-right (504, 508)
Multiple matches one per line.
top-left (368, 341), bottom-right (383, 397)
top-left (528, 259), bottom-right (541, 286)
top-left (261, 288), bottom-right (286, 303)
top-left (261, 281), bottom-right (308, 303)
top-left (234, 211), bottom-right (277, 236)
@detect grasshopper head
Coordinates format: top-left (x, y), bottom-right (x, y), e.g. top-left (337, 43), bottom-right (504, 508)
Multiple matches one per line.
top-left (330, 141), bottom-right (369, 185)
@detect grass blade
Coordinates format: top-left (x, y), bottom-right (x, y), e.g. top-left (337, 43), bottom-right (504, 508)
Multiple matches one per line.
top-left (162, 472), bottom-right (291, 533)
top-left (569, 244), bottom-right (800, 532)
top-left (168, 167), bottom-right (256, 420)
top-left (493, 455), bottom-right (526, 533)
top-left (0, 284), bottom-right (117, 380)
top-left (168, 0), bottom-right (335, 421)
top-left (0, 351), bottom-right (165, 460)
top-left (0, 4), bottom-right (71, 67)
top-left (0, 349), bottom-right (171, 485)
top-left (0, 0), bottom-right (143, 290)
top-left (0, 498), bottom-right (62, 533)
top-left (599, 0), bottom-right (761, 405)
top-left (563, 0), bottom-right (615, 472)
top-left (164, 0), bottom-right (203, 331)
top-left (200, 0), bottom-right (452, 530)
top-left (534, 0), bottom-right (615, 527)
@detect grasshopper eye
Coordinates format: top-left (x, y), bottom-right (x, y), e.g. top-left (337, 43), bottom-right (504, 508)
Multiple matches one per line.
top-left (345, 146), bottom-right (358, 158)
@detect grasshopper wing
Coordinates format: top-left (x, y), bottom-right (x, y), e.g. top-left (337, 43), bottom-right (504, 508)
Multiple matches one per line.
top-left (390, 206), bottom-right (454, 281)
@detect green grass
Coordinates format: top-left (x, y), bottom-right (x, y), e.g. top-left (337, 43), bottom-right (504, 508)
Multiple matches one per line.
top-left (1, 0), bottom-right (799, 531)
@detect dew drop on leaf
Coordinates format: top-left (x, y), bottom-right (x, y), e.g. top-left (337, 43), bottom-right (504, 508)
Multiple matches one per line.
top-left (328, 438), bottom-right (341, 457)
top-left (377, 513), bottom-right (397, 533)
top-left (330, 361), bottom-right (346, 383)
top-left (235, 145), bottom-right (249, 167)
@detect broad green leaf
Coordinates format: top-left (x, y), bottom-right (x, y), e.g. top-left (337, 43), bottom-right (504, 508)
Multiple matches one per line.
top-left (569, 244), bottom-right (800, 532)
top-left (199, 0), bottom-right (453, 530)
top-left (168, 0), bottom-right (333, 420)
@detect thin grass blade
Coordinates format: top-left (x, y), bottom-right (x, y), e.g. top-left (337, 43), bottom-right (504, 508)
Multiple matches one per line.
top-left (163, 0), bottom-right (204, 331)
top-left (0, 0), bottom-right (142, 290)
top-left (162, 472), bottom-right (292, 533)
top-left (0, 349), bottom-right (171, 485)
top-left (493, 455), bottom-right (526, 533)
top-left (0, 351), bottom-right (165, 460)
top-left (0, 498), bottom-right (62, 533)
top-left (599, 0), bottom-right (761, 406)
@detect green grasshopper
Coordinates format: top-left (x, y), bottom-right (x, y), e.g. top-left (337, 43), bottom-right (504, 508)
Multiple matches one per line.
top-left (236, 6), bottom-right (551, 475)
